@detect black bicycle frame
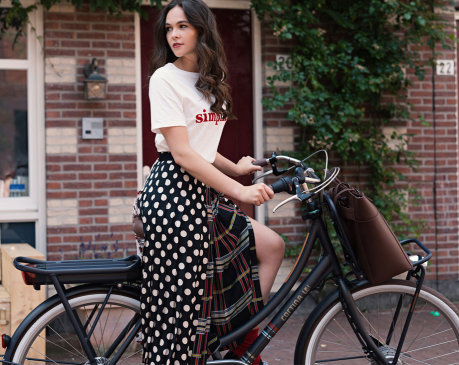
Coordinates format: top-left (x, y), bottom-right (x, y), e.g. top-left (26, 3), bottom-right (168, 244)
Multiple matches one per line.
top-left (209, 196), bottom-right (390, 365)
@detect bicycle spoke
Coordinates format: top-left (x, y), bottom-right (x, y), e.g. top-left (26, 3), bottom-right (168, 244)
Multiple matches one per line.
top-left (403, 299), bottom-right (430, 351)
top-left (417, 318), bottom-right (453, 348)
top-left (405, 338), bottom-right (458, 354)
top-left (119, 348), bottom-right (143, 363)
top-left (313, 354), bottom-right (367, 363)
top-left (83, 304), bottom-right (99, 332)
top-left (398, 355), bottom-right (432, 365)
top-left (424, 349), bottom-right (459, 362)
top-left (81, 304), bottom-right (102, 357)
top-left (24, 357), bottom-right (82, 365)
top-left (99, 304), bottom-right (122, 356)
top-left (318, 334), bottom-right (362, 356)
top-left (97, 303), bottom-right (113, 355)
top-left (103, 313), bottom-right (140, 360)
top-left (45, 325), bottom-right (86, 359)
top-left (330, 315), bottom-right (361, 348)
top-left (23, 346), bottom-right (61, 365)
top-left (355, 305), bottom-right (389, 347)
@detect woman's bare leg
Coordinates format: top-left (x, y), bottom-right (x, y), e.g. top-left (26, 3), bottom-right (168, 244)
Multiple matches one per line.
top-left (249, 217), bottom-right (285, 304)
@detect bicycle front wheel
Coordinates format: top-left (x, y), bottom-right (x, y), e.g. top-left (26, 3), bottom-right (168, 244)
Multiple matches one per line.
top-left (294, 280), bottom-right (459, 364)
top-left (7, 285), bottom-right (142, 365)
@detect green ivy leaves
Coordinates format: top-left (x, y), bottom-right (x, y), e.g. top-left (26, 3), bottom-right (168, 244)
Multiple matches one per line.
top-left (252, 0), bottom-right (453, 237)
top-left (0, 0), bottom-right (163, 42)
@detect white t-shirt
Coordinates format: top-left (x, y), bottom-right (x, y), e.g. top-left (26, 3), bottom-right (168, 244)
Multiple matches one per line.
top-left (149, 63), bottom-right (227, 163)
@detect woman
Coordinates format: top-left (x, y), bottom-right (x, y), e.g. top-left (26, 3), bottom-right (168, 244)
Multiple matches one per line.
top-left (138, 0), bottom-right (285, 363)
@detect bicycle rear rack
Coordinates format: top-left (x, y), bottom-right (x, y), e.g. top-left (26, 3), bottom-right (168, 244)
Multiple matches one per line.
top-left (13, 255), bottom-right (141, 287)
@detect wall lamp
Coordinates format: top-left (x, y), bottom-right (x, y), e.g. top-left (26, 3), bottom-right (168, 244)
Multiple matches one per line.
top-left (84, 58), bottom-right (107, 100)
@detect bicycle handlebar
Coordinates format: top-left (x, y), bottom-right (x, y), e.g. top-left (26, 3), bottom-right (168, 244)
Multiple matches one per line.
top-left (270, 177), bottom-right (294, 194)
top-left (252, 159), bottom-right (270, 167)
top-left (252, 154), bottom-right (303, 168)
top-left (252, 153), bottom-right (337, 213)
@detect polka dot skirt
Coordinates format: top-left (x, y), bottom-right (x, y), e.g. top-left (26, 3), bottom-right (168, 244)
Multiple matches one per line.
top-left (138, 153), bottom-right (263, 365)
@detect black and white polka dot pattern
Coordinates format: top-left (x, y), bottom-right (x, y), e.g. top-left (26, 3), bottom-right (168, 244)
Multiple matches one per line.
top-left (138, 153), bottom-right (264, 365)
top-left (139, 155), bottom-right (209, 364)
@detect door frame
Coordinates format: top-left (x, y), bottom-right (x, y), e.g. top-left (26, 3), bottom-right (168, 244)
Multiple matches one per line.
top-left (134, 1), bottom-right (265, 222)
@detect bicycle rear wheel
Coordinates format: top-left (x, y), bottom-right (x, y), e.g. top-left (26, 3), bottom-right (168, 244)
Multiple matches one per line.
top-left (6, 285), bottom-right (142, 365)
top-left (294, 280), bottom-right (459, 364)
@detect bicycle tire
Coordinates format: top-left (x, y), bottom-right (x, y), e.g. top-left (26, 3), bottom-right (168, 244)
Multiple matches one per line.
top-left (5, 285), bottom-right (142, 365)
top-left (294, 279), bottom-right (459, 364)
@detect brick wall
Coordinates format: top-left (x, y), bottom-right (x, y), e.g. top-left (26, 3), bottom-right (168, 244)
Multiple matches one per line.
top-left (404, 12), bottom-right (459, 282)
top-left (259, 15), bottom-right (459, 284)
top-left (41, 4), bottom-right (457, 286)
top-left (259, 22), bottom-right (306, 247)
top-left (44, 4), bottom-right (138, 260)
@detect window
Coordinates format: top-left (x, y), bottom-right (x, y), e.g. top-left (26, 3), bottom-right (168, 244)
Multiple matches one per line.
top-left (0, 70), bottom-right (28, 198)
top-left (0, 5), bottom-right (45, 252)
top-left (0, 222), bottom-right (35, 247)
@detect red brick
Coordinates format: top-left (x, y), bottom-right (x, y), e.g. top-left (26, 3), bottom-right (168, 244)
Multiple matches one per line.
top-left (79, 172), bottom-right (108, 180)
top-left (80, 191), bottom-right (108, 198)
top-left (94, 181), bottom-right (123, 189)
top-left (79, 208), bottom-right (108, 216)
top-left (47, 191), bottom-right (77, 199)
top-left (79, 217), bottom-right (93, 225)
top-left (94, 163), bottom-right (123, 171)
top-left (78, 50), bottom-right (106, 58)
top-left (109, 190), bottom-right (136, 197)
top-left (107, 50), bottom-right (135, 58)
top-left (48, 227), bottom-right (78, 234)
top-left (92, 24), bottom-right (121, 31)
top-left (63, 182), bottom-right (92, 189)
top-left (48, 173), bottom-right (78, 180)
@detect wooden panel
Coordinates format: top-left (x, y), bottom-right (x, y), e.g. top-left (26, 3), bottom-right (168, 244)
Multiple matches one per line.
top-left (1, 244), bottom-right (45, 358)
top-left (0, 285), bottom-right (10, 356)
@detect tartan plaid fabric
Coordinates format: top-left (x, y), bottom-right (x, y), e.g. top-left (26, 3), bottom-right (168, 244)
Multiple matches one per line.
top-left (190, 189), bottom-right (264, 364)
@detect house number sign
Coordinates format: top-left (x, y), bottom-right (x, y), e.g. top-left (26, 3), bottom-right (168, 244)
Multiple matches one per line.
top-left (275, 54), bottom-right (293, 70)
top-left (436, 60), bottom-right (454, 76)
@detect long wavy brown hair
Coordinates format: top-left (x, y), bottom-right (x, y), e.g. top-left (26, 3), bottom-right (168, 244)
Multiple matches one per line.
top-left (150, 0), bottom-right (235, 119)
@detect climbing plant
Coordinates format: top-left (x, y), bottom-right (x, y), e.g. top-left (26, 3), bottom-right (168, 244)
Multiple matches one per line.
top-left (0, 0), bottom-right (162, 43)
top-left (251, 0), bottom-right (454, 236)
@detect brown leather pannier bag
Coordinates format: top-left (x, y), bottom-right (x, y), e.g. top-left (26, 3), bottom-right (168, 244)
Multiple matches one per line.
top-left (328, 181), bottom-right (413, 284)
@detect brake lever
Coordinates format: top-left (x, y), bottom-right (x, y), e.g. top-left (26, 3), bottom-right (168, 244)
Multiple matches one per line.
top-left (272, 195), bottom-right (301, 213)
top-left (272, 177), bottom-right (313, 213)
top-left (251, 169), bottom-right (273, 183)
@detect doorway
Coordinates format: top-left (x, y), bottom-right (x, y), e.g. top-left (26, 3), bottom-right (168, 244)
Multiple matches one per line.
top-left (140, 7), bottom-right (255, 215)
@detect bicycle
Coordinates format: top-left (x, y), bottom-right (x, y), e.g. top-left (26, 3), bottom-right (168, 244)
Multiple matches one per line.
top-left (1, 151), bottom-right (458, 364)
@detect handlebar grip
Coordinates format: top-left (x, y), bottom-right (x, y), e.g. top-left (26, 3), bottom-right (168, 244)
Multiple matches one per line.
top-left (252, 159), bottom-right (269, 167)
top-left (270, 177), bottom-right (293, 194)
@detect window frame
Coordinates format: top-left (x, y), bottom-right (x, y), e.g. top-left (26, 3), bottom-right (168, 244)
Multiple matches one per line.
top-left (0, 3), bottom-right (45, 253)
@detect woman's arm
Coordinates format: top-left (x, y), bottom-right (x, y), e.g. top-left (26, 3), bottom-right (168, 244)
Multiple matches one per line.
top-left (161, 126), bottom-right (273, 206)
top-left (212, 152), bottom-right (262, 177)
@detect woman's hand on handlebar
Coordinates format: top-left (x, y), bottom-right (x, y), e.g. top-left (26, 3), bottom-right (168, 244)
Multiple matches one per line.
top-left (238, 183), bottom-right (274, 206)
top-left (236, 156), bottom-right (263, 176)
